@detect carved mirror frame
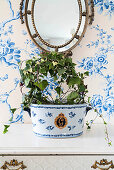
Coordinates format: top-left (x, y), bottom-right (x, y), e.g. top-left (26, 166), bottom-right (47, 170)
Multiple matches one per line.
top-left (20, 0), bottom-right (94, 53)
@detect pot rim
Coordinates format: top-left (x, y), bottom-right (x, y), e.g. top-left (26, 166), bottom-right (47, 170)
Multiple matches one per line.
top-left (30, 103), bottom-right (88, 108)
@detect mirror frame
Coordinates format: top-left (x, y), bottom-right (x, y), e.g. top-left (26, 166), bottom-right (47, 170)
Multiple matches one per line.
top-left (20, 0), bottom-right (94, 53)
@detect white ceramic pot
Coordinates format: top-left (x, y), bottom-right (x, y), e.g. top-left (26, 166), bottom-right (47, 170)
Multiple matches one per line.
top-left (30, 104), bottom-right (90, 138)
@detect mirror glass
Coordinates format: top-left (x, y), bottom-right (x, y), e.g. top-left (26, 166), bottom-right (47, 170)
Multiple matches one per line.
top-left (33, 0), bottom-right (79, 46)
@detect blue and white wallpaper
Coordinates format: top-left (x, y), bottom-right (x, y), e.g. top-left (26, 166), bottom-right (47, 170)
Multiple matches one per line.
top-left (0, 0), bottom-right (113, 123)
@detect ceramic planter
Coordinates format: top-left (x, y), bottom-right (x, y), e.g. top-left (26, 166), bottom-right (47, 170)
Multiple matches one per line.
top-left (29, 104), bottom-right (91, 138)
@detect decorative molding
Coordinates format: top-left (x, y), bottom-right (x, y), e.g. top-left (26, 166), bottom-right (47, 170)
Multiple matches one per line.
top-left (89, 0), bottom-right (94, 25)
top-left (91, 159), bottom-right (114, 170)
top-left (1, 159), bottom-right (27, 170)
top-left (20, 0), bottom-right (25, 24)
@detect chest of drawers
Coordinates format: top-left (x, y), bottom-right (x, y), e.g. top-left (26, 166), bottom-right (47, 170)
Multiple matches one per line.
top-left (0, 124), bottom-right (114, 170)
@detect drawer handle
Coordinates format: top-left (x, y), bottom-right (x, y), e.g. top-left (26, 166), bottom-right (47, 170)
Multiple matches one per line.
top-left (91, 159), bottom-right (114, 170)
top-left (1, 159), bottom-right (27, 170)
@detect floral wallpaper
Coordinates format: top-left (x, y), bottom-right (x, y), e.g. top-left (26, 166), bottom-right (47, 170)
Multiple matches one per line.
top-left (78, 25), bottom-right (113, 118)
top-left (0, 0), bottom-right (113, 124)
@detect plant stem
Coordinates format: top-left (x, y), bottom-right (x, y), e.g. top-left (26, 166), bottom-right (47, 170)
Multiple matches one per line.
top-left (86, 101), bottom-right (112, 146)
top-left (37, 64), bottom-right (39, 81)
top-left (44, 89), bottom-right (54, 103)
top-left (60, 88), bottom-right (73, 100)
top-left (99, 114), bottom-right (112, 146)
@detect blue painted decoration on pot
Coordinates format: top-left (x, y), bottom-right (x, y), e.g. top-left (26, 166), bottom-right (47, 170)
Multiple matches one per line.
top-left (30, 104), bottom-right (90, 138)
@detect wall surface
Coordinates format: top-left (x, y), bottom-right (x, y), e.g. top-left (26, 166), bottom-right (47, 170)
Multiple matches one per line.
top-left (0, 0), bottom-right (113, 124)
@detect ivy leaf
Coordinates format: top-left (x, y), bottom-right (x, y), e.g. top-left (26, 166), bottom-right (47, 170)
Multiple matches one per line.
top-left (25, 64), bottom-right (31, 71)
top-left (88, 97), bottom-right (91, 103)
top-left (94, 109), bottom-right (97, 112)
top-left (84, 71), bottom-right (89, 76)
top-left (28, 68), bottom-right (32, 72)
top-left (67, 91), bottom-right (79, 100)
top-left (108, 142), bottom-right (112, 146)
top-left (40, 67), bottom-right (46, 74)
top-left (49, 63), bottom-right (54, 70)
top-left (10, 108), bottom-right (17, 114)
top-left (26, 59), bottom-right (32, 65)
top-left (55, 87), bottom-right (62, 96)
top-left (79, 84), bottom-right (86, 92)
top-left (52, 61), bottom-right (58, 66)
top-left (86, 121), bottom-right (91, 129)
top-left (24, 78), bottom-right (30, 87)
top-left (58, 69), bottom-right (65, 75)
top-left (68, 77), bottom-right (81, 87)
top-left (104, 121), bottom-right (107, 125)
top-left (65, 57), bottom-right (72, 63)
top-left (34, 80), bottom-right (48, 91)
top-left (9, 117), bottom-right (13, 122)
top-left (54, 75), bottom-right (57, 81)
top-left (37, 100), bottom-right (42, 105)
top-left (3, 125), bottom-right (10, 134)
top-left (59, 60), bottom-right (65, 66)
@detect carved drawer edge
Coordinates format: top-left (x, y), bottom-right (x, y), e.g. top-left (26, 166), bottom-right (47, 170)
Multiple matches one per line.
top-left (1, 159), bottom-right (27, 170)
top-left (91, 159), bottom-right (114, 170)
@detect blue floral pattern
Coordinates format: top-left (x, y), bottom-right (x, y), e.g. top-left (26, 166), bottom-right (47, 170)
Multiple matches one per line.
top-left (32, 111), bottom-right (37, 117)
top-left (43, 76), bottom-right (58, 97)
top-left (32, 123), bottom-right (36, 127)
top-left (69, 112), bottom-right (76, 118)
top-left (0, 0), bottom-right (113, 124)
top-left (24, 39), bottom-right (41, 57)
top-left (78, 25), bottom-right (113, 76)
top-left (0, 25), bottom-right (13, 37)
top-left (94, 0), bottom-right (114, 17)
top-left (38, 119), bottom-right (46, 124)
top-left (0, 74), bottom-right (8, 81)
top-left (68, 125), bottom-right (76, 131)
top-left (90, 75), bottom-right (114, 117)
top-left (45, 112), bottom-right (53, 117)
top-left (77, 25), bottom-right (113, 118)
top-left (78, 118), bottom-right (83, 124)
top-left (91, 94), bottom-right (114, 117)
top-left (0, 39), bottom-right (21, 64)
top-left (46, 126), bottom-right (54, 131)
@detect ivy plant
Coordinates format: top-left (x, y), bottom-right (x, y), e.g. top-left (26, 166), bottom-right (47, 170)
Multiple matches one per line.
top-left (3, 52), bottom-right (111, 146)
top-left (19, 52), bottom-right (89, 108)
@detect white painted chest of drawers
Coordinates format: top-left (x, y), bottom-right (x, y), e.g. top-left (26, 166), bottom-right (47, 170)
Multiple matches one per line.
top-left (0, 124), bottom-right (114, 170)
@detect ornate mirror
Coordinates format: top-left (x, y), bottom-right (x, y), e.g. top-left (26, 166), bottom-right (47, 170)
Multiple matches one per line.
top-left (20, 0), bottom-right (94, 53)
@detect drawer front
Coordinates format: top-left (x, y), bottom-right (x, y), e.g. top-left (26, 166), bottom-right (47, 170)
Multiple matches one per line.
top-left (0, 155), bottom-right (114, 170)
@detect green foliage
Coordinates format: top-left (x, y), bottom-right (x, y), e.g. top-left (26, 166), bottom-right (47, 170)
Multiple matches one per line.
top-left (10, 108), bottom-right (17, 114)
top-left (86, 121), bottom-right (91, 129)
top-left (19, 52), bottom-right (89, 107)
top-left (67, 91), bottom-right (79, 101)
top-left (84, 71), bottom-right (89, 76)
top-left (88, 97), bottom-right (91, 103)
top-left (55, 87), bottom-right (62, 96)
top-left (104, 121), bottom-right (107, 125)
top-left (68, 77), bottom-right (81, 87)
top-left (3, 125), bottom-right (10, 134)
top-left (34, 80), bottom-right (48, 91)
top-left (8, 52), bottom-right (112, 146)
top-left (24, 78), bottom-right (30, 87)
top-left (108, 142), bottom-right (112, 146)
